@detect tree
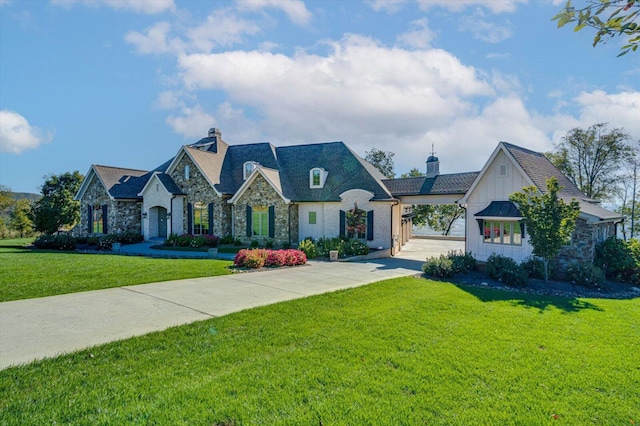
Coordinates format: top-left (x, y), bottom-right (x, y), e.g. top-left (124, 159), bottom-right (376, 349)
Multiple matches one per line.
top-left (10, 199), bottom-right (34, 238)
top-left (510, 177), bottom-right (581, 282)
top-left (399, 168), bottom-right (465, 235)
top-left (31, 171), bottom-right (84, 234)
top-left (546, 123), bottom-right (632, 201)
top-left (0, 185), bottom-right (14, 211)
top-left (553, 0), bottom-right (640, 56)
top-left (365, 147), bottom-right (395, 179)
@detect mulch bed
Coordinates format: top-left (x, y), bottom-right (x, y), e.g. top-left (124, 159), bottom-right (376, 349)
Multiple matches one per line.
top-left (431, 269), bottom-right (640, 300)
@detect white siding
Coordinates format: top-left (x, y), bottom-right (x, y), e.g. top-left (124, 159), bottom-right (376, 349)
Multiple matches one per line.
top-left (140, 175), bottom-right (184, 240)
top-left (298, 189), bottom-right (393, 249)
top-left (465, 150), bottom-right (534, 263)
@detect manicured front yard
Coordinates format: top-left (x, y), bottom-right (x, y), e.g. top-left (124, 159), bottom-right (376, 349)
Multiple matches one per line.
top-left (1, 277), bottom-right (637, 424)
top-left (0, 246), bottom-right (233, 302)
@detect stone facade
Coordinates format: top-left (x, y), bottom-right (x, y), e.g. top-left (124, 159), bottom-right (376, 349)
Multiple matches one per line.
top-left (557, 219), bottom-right (616, 267)
top-left (75, 174), bottom-right (141, 236)
top-left (233, 173), bottom-right (292, 245)
top-left (169, 154), bottom-right (231, 237)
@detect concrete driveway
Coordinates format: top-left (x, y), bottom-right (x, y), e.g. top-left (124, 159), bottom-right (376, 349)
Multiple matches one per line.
top-left (0, 238), bottom-right (462, 370)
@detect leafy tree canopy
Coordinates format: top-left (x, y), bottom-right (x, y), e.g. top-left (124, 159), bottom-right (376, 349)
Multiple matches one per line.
top-left (510, 177), bottom-right (581, 282)
top-left (365, 147), bottom-right (395, 179)
top-left (0, 185), bottom-right (14, 211)
top-left (10, 199), bottom-right (34, 238)
top-left (553, 0), bottom-right (640, 56)
top-left (31, 171), bottom-right (84, 234)
top-left (546, 123), bottom-right (632, 201)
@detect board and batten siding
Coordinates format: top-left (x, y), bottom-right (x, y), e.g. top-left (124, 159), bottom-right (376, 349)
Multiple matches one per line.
top-left (465, 150), bottom-right (531, 263)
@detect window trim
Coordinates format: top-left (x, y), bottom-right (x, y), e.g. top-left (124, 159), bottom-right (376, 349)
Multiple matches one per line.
top-left (244, 161), bottom-right (257, 180)
top-left (309, 167), bottom-right (327, 189)
top-left (308, 211), bottom-right (317, 225)
top-left (482, 219), bottom-right (522, 246)
top-left (193, 202), bottom-right (209, 235)
top-left (252, 206), bottom-right (269, 237)
top-left (92, 204), bottom-right (104, 234)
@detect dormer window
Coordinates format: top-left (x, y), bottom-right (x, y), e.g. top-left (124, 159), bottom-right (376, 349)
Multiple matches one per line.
top-left (310, 167), bottom-right (328, 189)
top-left (244, 161), bottom-right (258, 180)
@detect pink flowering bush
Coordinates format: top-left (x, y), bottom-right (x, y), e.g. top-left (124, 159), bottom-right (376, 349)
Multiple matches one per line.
top-left (234, 249), bottom-right (307, 268)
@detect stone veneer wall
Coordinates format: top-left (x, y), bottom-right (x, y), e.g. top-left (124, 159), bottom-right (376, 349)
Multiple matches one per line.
top-left (75, 175), bottom-right (141, 236)
top-left (169, 153), bottom-right (231, 237)
top-left (556, 219), bottom-right (616, 267)
top-left (233, 173), bottom-right (291, 245)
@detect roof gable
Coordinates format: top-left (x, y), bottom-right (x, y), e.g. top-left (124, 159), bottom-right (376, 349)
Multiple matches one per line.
top-left (137, 172), bottom-right (186, 197)
top-left (228, 166), bottom-right (290, 204)
top-left (75, 165), bottom-right (150, 200)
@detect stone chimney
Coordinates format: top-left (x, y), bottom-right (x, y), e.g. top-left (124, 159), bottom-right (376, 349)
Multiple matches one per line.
top-left (426, 145), bottom-right (440, 178)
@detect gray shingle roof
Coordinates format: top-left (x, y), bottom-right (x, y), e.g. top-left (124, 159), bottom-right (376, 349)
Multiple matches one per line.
top-left (275, 141), bottom-right (394, 201)
top-left (156, 173), bottom-right (186, 195)
top-left (93, 165), bottom-right (150, 200)
top-left (502, 142), bottom-right (589, 200)
top-left (216, 143), bottom-right (279, 195)
top-left (382, 172), bottom-right (479, 196)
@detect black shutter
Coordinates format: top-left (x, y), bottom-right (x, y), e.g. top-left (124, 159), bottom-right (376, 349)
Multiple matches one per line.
top-left (208, 203), bottom-right (214, 235)
top-left (477, 219), bottom-right (484, 236)
top-left (520, 221), bottom-right (525, 238)
top-left (187, 202), bottom-right (193, 234)
top-left (268, 206), bottom-right (275, 238)
top-left (87, 205), bottom-right (92, 233)
top-left (367, 210), bottom-right (374, 241)
top-left (339, 210), bottom-right (345, 237)
top-left (246, 205), bottom-right (252, 237)
top-left (102, 205), bottom-right (108, 234)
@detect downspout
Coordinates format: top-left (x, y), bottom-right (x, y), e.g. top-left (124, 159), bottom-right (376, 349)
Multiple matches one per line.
top-left (457, 201), bottom-right (467, 254)
top-left (170, 195), bottom-right (177, 235)
top-left (391, 200), bottom-right (399, 256)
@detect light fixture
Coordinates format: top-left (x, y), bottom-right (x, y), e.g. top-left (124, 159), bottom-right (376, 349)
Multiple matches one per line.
top-left (142, 212), bottom-right (148, 218)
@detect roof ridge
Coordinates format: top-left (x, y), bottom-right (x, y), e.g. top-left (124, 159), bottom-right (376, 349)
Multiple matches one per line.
top-left (93, 164), bottom-right (149, 173)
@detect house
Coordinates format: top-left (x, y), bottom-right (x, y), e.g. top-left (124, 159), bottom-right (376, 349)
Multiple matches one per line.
top-left (74, 128), bottom-right (400, 252)
top-left (459, 142), bottom-right (622, 265)
top-left (74, 129), bottom-right (622, 265)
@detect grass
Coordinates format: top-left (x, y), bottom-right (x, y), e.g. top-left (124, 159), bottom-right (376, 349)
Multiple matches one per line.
top-left (0, 246), bottom-right (233, 302)
top-left (1, 277), bottom-right (638, 424)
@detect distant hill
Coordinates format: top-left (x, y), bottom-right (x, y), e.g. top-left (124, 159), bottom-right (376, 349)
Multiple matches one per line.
top-left (11, 192), bottom-right (41, 202)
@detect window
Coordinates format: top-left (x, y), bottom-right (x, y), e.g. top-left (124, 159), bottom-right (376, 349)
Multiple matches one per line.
top-left (252, 206), bottom-right (269, 237)
top-left (244, 162), bottom-right (257, 180)
top-left (92, 205), bottom-right (104, 233)
top-left (310, 167), bottom-right (327, 188)
top-left (193, 202), bottom-right (209, 235)
top-left (185, 165), bottom-right (190, 180)
top-left (499, 164), bottom-right (508, 177)
top-left (483, 220), bottom-right (521, 246)
top-left (309, 211), bottom-right (317, 225)
top-left (346, 207), bottom-right (367, 240)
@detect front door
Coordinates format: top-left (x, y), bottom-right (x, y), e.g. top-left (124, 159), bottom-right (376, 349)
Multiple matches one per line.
top-left (158, 207), bottom-right (167, 239)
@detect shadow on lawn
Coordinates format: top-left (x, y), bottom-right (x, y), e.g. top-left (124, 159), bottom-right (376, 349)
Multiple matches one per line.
top-left (453, 282), bottom-right (604, 313)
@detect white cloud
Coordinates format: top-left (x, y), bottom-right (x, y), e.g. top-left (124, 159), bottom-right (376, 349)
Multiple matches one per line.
top-left (573, 90), bottom-right (640, 139)
top-left (366, 0), bottom-right (406, 13)
top-left (51, 0), bottom-right (175, 14)
top-left (186, 9), bottom-right (261, 51)
top-left (416, 0), bottom-right (526, 13)
top-left (397, 18), bottom-right (436, 49)
top-left (458, 12), bottom-right (512, 43)
top-left (0, 110), bottom-right (52, 154)
top-left (125, 22), bottom-right (184, 55)
top-left (166, 104), bottom-right (216, 139)
top-left (236, 0), bottom-right (311, 25)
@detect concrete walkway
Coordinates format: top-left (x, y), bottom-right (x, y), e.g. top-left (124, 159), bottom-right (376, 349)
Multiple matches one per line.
top-left (0, 238), bottom-right (462, 370)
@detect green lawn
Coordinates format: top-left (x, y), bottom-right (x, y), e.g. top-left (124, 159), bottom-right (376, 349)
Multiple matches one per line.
top-left (1, 277), bottom-right (637, 424)
top-left (0, 246), bottom-right (233, 302)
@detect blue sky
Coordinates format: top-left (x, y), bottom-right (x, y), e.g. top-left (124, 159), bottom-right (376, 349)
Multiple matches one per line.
top-left (1, 0), bottom-right (638, 194)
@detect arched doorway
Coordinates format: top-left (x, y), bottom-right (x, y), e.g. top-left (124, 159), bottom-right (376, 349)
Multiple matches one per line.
top-left (149, 206), bottom-right (168, 239)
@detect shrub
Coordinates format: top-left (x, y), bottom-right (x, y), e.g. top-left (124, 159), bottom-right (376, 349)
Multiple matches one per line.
top-left (566, 261), bottom-right (605, 288)
top-left (265, 240), bottom-right (274, 249)
top-left (422, 255), bottom-right (455, 278)
top-left (97, 234), bottom-right (119, 250)
top-left (234, 238), bottom-right (243, 246)
top-left (219, 235), bottom-right (234, 245)
top-left (520, 256), bottom-right (560, 280)
top-left (33, 234), bottom-right (77, 250)
top-left (485, 253), bottom-right (527, 287)
top-left (165, 233), bottom-right (219, 248)
top-left (118, 231), bottom-right (144, 245)
top-left (595, 237), bottom-right (640, 284)
top-left (315, 237), bottom-right (369, 258)
top-left (298, 238), bottom-right (318, 259)
top-left (234, 248), bottom-right (307, 268)
top-left (344, 239), bottom-right (369, 256)
top-left (447, 250), bottom-right (476, 274)
top-left (250, 240), bottom-right (260, 248)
